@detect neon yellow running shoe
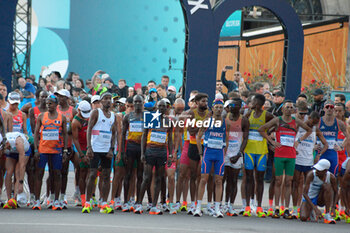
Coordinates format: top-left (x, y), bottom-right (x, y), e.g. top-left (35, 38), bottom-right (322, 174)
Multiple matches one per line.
top-left (243, 206), bottom-right (251, 217)
top-left (100, 204), bottom-right (114, 214)
top-left (256, 207), bottom-right (266, 218)
top-left (82, 202), bottom-right (91, 213)
top-left (267, 208), bottom-right (274, 217)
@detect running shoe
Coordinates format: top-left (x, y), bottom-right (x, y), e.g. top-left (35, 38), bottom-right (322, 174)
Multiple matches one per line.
top-left (60, 200), bottom-right (68, 209)
top-left (146, 203), bottom-right (152, 211)
top-left (8, 198), bottom-right (18, 209)
top-left (91, 196), bottom-right (98, 208)
top-left (52, 200), bottom-right (62, 211)
top-left (272, 209), bottom-right (280, 219)
top-left (283, 209), bottom-right (293, 219)
top-left (129, 201), bottom-right (135, 211)
top-left (129, 197), bottom-right (136, 206)
top-left (345, 215), bottom-right (350, 224)
top-left (256, 207), bottom-right (266, 218)
top-left (193, 208), bottom-right (202, 217)
top-left (339, 210), bottom-right (346, 220)
top-left (333, 209), bottom-right (341, 221)
top-left (162, 203), bottom-right (170, 212)
top-left (169, 203), bottom-right (177, 215)
top-left (3, 203), bottom-right (12, 209)
top-left (114, 199), bottom-right (122, 210)
top-left (207, 205), bottom-right (215, 216)
top-left (267, 208), bottom-right (274, 217)
top-left (187, 203), bottom-right (195, 215)
top-left (324, 213), bottom-right (336, 224)
top-left (226, 206), bottom-right (238, 216)
top-left (72, 191), bottom-right (80, 203)
top-left (243, 206), bottom-right (251, 217)
top-left (174, 202), bottom-right (181, 212)
top-left (239, 207), bottom-right (245, 215)
top-left (82, 202), bottom-right (91, 213)
top-left (17, 193), bottom-right (27, 207)
top-left (149, 206), bottom-right (163, 215)
top-left (180, 201), bottom-right (187, 212)
top-left (32, 200), bottom-right (41, 210)
top-left (27, 194), bottom-right (35, 207)
top-left (279, 206), bottom-right (285, 216)
top-left (122, 203), bottom-right (130, 212)
top-left (222, 203), bottom-right (228, 214)
top-left (291, 210), bottom-right (298, 219)
top-left (47, 199), bottom-right (53, 209)
top-left (213, 210), bottom-right (224, 218)
top-left (100, 204), bottom-right (114, 214)
top-left (134, 204), bottom-right (143, 214)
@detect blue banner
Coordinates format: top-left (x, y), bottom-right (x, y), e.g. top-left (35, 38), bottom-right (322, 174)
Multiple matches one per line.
top-left (220, 10), bottom-right (242, 37)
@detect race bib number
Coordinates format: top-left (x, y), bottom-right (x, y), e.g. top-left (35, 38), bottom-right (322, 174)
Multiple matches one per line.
top-left (207, 138), bottom-right (223, 149)
top-left (280, 134), bottom-right (295, 147)
top-left (227, 140), bottom-right (240, 156)
top-left (42, 130), bottom-right (59, 141)
top-left (150, 131), bottom-right (167, 144)
top-left (248, 130), bottom-right (263, 141)
top-left (13, 124), bottom-right (21, 132)
top-left (100, 131), bottom-right (112, 141)
top-left (130, 121), bottom-right (143, 132)
top-left (325, 137), bottom-right (336, 149)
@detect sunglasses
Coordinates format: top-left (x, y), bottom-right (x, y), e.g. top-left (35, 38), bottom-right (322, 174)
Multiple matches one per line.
top-left (234, 74), bottom-right (240, 76)
top-left (325, 105), bottom-right (334, 109)
top-left (81, 110), bottom-right (91, 114)
top-left (299, 112), bottom-right (308, 115)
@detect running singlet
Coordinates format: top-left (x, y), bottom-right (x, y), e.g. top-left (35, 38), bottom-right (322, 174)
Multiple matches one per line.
top-left (91, 108), bottom-right (115, 153)
top-left (296, 126), bottom-right (316, 166)
top-left (337, 125), bottom-right (347, 169)
top-left (189, 109), bottom-right (209, 145)
top-left (39, 112), bottom-right (63, 154)
top-left (74, 115), bottom-right (88, 151)
top-left (203, 118), bottom-right (226, 150)
top-left (12, 110), bottom-right (23, 133)
top-left (308, 169), bottom-right (331, 199)
top-left (226, 115), bottom-right (243, 157)
top-left (319, 118), bottom-right (338, 150)
top-left (245, 110), bottom-right (268, 154)
top-left (33, 106), bottom-right (41, 124)
top-left (6, 132), bottom-right (30, 153)
top-left (127, 112), bottom-right (143, 144)
top-left (57, 106), bottom-right (74, 147)
top-left (275, 116), bottom-right (297, 158)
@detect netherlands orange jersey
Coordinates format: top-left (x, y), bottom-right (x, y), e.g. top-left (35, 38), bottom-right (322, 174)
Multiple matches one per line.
top-left (39, 112), bottom-right (63, 154)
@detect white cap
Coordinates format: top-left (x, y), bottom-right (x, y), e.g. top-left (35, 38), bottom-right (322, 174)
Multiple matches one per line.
top-left (78, 100), bottom-right (92, 118)
top-left (101, 73), bottom-right (110, 79)
top-left (55, 89), bottom-right (71, 98)
top-left (215, 93), bottom-right (224, 100)
top-left (224, 100), bottom-right (233, 108)
top-left (162, 98), bottom-right (171, 105)
top-left (189, 95), bottom-right (195, 102)
top-left (8, 92), bottom-right (21, 104)
top-left (91, 95), bottom-right (100, 103)
top-left (168, 86), bottom-right (176, 92)
top-left (117, 97), bottom-right (126, 105)
top-left (313, 159), bottom-right (331, 171)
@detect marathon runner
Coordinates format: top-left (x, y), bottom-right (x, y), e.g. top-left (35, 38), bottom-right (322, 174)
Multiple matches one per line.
top-left (2, 132), bottom-right (31, 209)
top-left (318, 100), bottom-right (348, 176)
top-left (56, 89), bottom-right (78, 208)
top-left (83, 92), bottom-right (119, 214)
top-left (186, 93), bottom-right (211, 214)
top-left (71, 100), bottom-right (91, 206)
top-left (33, 94), bottom-right (68, 210)
top-left (121, 95), bottom-right (144, 212)
top-left (243, 94), bottom-right (274, 217)
top-left (8, 92), bottom-right (27, 134)
top-left (193, 99), bottom-right (226, 218)
top-left (134, 99), bottom-right (174, 215)
top-left (259, 100), bottom-right (312, 218)
top-left (300, 159), bottom-right (338, 224)
top-left (174, 91), bottom-right (198, 212)
top-left (224, 98), bottom-right (249, 216)
top-left (292, 109), bottom-right (328, 218)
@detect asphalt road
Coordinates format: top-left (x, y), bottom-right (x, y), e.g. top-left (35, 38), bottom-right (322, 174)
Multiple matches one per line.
top-left (0, 207), bottom-right (349, 233)
top-left (0, 172), bottom-right (349, 233)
